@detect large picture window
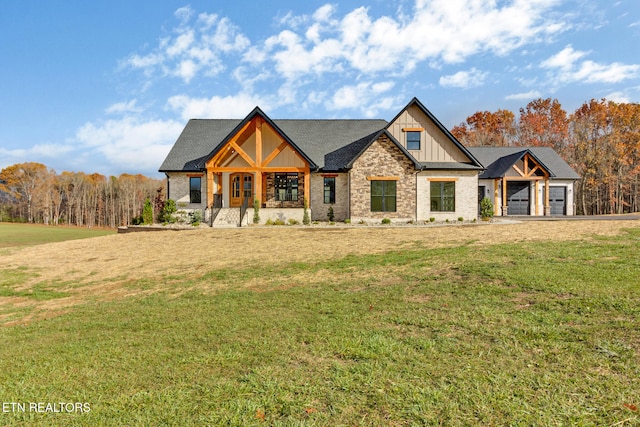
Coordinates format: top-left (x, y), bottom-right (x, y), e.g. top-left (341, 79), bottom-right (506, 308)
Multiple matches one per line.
top-left (371, 180), bottom-right (396, 212)
top-left (323, 177), bottom-right (335, 204)
top-left (430, 181), bottom-right (455, 212)
top-left (275, 173), bottom-right (298, 202)
top-left (190, 177), bottom-right (202, 204)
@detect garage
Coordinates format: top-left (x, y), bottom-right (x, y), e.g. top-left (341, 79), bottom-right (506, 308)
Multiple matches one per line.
top-left (549, 186), bottom-right (566, 215)
top-left (507, 182), bottom-right (530, 215)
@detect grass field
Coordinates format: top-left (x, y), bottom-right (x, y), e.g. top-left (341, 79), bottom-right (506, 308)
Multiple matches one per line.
top-left (0, 223), bottom-right (114, 249)
top-left (0, 221), bottom-right (638, 425)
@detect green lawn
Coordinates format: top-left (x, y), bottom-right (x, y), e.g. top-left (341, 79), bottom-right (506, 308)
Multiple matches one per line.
top-left (0, 228), bottom-right (639, 425)
top-left (0, 223), bottom-right (114, 249)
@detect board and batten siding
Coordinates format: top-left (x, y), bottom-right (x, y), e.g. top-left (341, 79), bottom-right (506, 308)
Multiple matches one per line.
top-left (387, 104), bottom-right (469, 163)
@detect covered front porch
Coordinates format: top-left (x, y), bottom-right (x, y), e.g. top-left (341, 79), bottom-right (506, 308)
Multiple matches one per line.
top-left (202, 110), bottom-right (313, 224)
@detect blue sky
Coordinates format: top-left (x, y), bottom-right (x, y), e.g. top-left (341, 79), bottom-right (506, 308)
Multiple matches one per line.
top-left (1, 0), bottom-right (639, 177)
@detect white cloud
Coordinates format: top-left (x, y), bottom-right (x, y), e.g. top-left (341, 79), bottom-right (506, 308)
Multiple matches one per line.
top-left (604, 91), bottom-right (631, 103)
top-left (166, 93), bottom-right (267, 120)
top-left (439, 68), bottom-right (488, 88)
top-left (325, 81), bottom-right (398, 117)
top-left (106, 99), bottom-right (142, 114)
top-left (541, 45), bottom-right (640, 84)
top-left (74, 118), bottom-right (184, 173)
top-left (254, 0), bottom-right (565, 83)
top-left (121, 8), bottom-right (250, 84)
top-left (505, 90), bottom-right (542, 101)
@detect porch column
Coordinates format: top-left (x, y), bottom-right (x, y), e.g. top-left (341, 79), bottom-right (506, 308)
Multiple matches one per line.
top-left (494, 179), bottom-right (500, 216)
top-left (535, 180), bottom-right (539, 216)
top-left (502, 177), bottom-right (508, 216)
top-left (544, 178), bottom-right (551, 216)
top-left (206, 168), bottom-right (214, 208)
top-left (304, 167), bottom-right (311, 205)
top-left (255, 171), bottom-right (262, 205)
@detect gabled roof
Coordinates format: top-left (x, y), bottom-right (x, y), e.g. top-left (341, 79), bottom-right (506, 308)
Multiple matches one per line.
top-left (205, 106), bottom-right (318, 169)
top-left (159, 110), bottom-right (388, 172)
top-left (468, 146), bottom-right (580, 180)
top-left (387, 97), bottom-right (483, 169)
top-left (324, 129), bottom-right (422, 171)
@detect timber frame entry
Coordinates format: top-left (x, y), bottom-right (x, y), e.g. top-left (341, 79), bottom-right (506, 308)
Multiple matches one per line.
top-left (493, 151), bottom-right (552, 216)
top-left (204, 111), bottom-right (312, 209)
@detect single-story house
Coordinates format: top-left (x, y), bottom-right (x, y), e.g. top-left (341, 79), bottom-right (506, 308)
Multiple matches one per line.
top-left (159, 97), bottom-right (579, 225)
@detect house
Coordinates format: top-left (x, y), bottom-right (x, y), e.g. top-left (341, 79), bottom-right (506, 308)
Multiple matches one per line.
top-left (159, 97), bottom-right (579, 225)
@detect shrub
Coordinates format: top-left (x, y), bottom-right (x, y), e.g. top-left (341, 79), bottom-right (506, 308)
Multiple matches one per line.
top-left (303, 198), bottom-right (310, 225)
top-left (344, 219), bottom-right (351, 224)
top-left (288, 218), bottom-right (300, 225)
top-left (142, 198), bottom-right (154, 225)
top-left (327, 206), bottom-right (335, 222)
top-left (480, 197), bottom-right (494, 220)
top-left (253, 199), bottom-right (260, 224)
top-left (429, 217), bottom-right (436, 222)
top-left (381, 218), bottom-right (391, 225)
top-left (160, 199), bottom-right (177, 223)
top-left (458, 217), bottom-right (464, 222)
top-left (189, 210), bottom-right (202, 226)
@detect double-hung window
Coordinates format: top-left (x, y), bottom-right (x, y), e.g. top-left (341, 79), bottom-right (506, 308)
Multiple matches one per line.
top-left (406, 131), bottom-right (421, 150)
top-left (430, 181), bottom-right (455, 212)
top-left (371, 180), bottom-right (396, 212)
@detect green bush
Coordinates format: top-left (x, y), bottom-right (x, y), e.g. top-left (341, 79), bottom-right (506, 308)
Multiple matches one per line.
top-left (189, 210), bottom-right (202, 226)
top-left (253, 199), bottom-right (260, 224)
top-left (429, 217), bottom-right (436, 222)
top-left (458, 217), bottom-right (464, 222)
top-left (327, 206), bottom-right (335, 222)
top-left (481, 197), bottom-right (494, 220)
top-left (142, 199), bottom-right (154, 225)
top-left (303, 198), bottom-right (310, 225)
top-left (159, 199), bottom-right (177, 223)
top-left (288, 218), bottom-right (300, 225)
top-left (381, 218), bottom-right (391, 225)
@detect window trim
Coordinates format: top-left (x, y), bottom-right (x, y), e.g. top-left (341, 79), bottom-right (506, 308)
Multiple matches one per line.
top-left (189, 176), bottom-right (202, 204)
top-left (323, 177), bottom-right (336, 204)
top-left (406, 131), bottom-right (421, 150)
top-left (370, 180), bottom-right (397, 212)
top-left (430, 180), bottom-right (455, 212)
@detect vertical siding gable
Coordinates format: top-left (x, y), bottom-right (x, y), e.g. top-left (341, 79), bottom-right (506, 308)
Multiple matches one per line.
top-left (388, 104), bottom-right (471, 163)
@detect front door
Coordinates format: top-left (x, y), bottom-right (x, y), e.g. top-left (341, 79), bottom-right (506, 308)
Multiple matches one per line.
top-left (230, 173), bottom-right (253, 207)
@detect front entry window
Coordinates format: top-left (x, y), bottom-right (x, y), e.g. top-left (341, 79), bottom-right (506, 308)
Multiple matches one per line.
top-left (275, 173), bottom-right (298, 202)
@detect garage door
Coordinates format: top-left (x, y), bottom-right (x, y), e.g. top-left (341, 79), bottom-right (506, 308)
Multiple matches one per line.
top-left (549, 186), bottom-right (566, 215)
top-left (507, 182), bottom-right (530, 215)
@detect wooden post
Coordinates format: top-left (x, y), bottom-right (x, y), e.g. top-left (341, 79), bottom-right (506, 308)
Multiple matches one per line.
top-left (544, 178), bottom-right (550, 216)
top-left (207, 169), bottom-right (214, 208)
top-left (304, 167), bottom-right (311, 205)
top-left (502, 177), bottom-right (508, 216)
top-left (535, 180), bottom-right (539, 216)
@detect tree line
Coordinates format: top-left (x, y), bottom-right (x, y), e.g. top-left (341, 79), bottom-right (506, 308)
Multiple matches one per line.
top-left (451, 98), bottom-right (640, 215)
top-left (0, 163), bottom-right (165, 227)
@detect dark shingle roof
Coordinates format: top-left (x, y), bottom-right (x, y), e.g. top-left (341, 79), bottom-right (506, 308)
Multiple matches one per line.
top-left (159, 116), bottom-right (389, 172)
top-left (467, 147), bottom-right (580, 180)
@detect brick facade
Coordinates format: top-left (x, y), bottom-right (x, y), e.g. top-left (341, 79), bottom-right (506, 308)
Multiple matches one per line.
top-left (349, 135), bottom-right (417, 220)
top-left (310, 173), bottom-right (349, 221)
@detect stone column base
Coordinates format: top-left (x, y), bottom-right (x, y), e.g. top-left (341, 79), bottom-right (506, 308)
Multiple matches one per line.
top-left (502, 205), bottom-right (508, 216)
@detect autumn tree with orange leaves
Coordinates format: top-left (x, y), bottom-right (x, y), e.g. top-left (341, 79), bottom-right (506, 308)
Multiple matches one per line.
top-left (0, 163), bottom-right (164, 226)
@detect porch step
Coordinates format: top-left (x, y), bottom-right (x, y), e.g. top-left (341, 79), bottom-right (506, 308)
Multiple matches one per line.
top-left (212, 208), bottom-right (244, 227)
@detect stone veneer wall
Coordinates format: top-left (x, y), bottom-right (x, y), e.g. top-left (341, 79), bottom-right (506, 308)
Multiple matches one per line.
top-left (264, 172), bottom-right (304, 208)
top-left (349, 135), bottom-right (417, 220)
top-left (310, 173), bottom-right (349, 221)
